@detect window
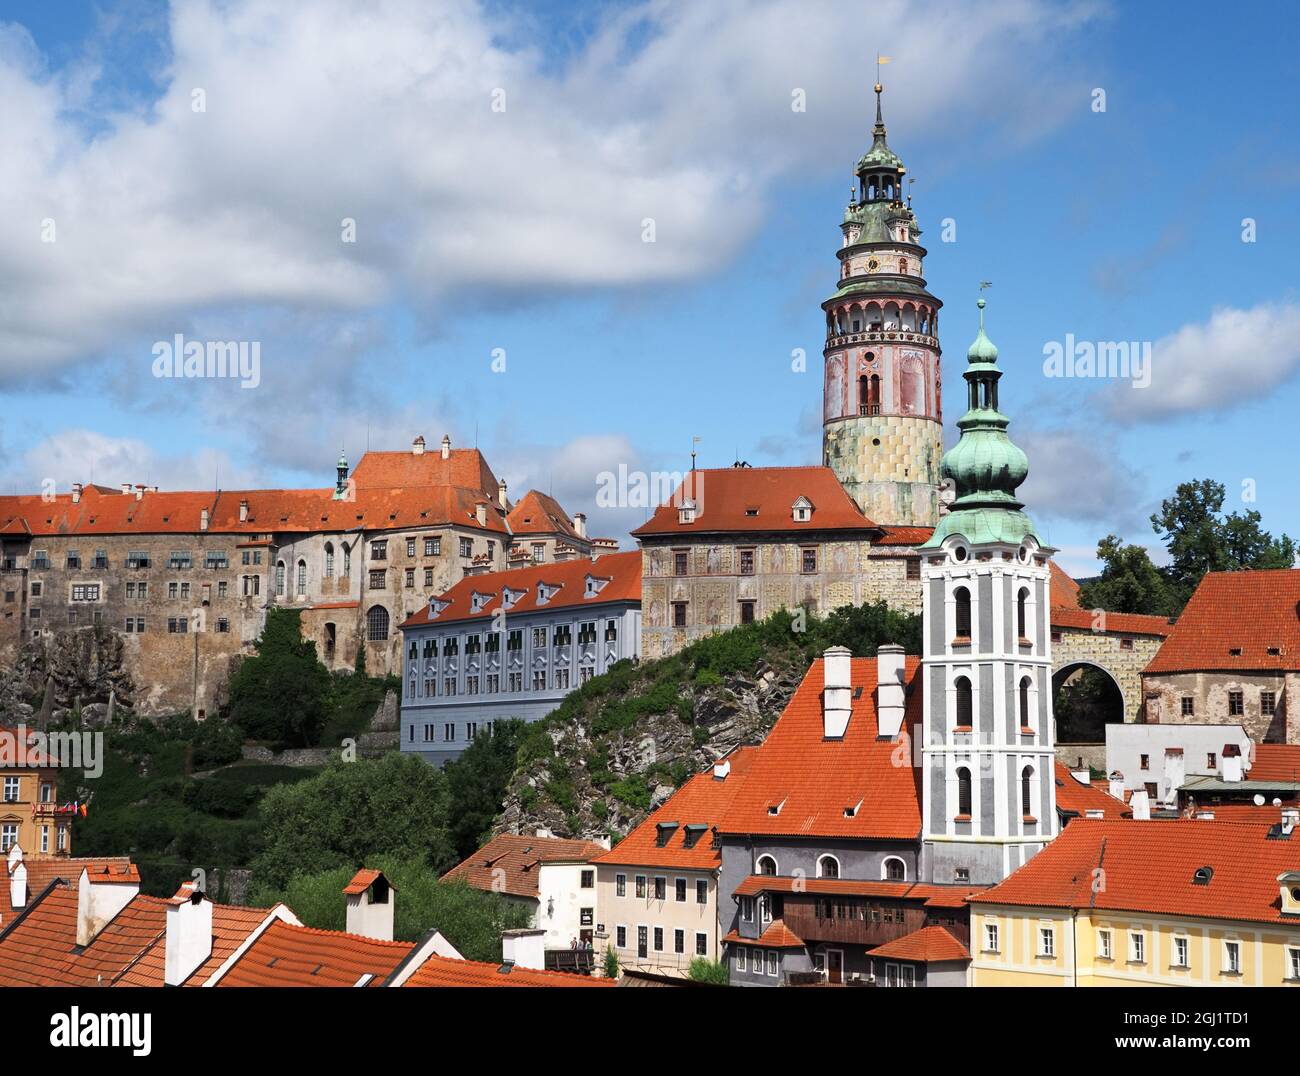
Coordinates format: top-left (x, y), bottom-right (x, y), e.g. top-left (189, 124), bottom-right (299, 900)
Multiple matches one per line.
top-left (882, 857), bottom-right (906, 881)
top-left (696, 932), bottom-right (708, 957)
top-left (674, 929), bottom-right (685, 955)
top-left (1181, 696), bottom-right (1195, 716)
top-left (673, 551), bottom-right (688, 576)
top-left (205, 551), bottom-right (228, 570)
top-left (653, 927), bottom-right (663, 952)
top-left (984, 923), bottom-right (1000, 953)
top-left (459, 538), bottom-right (473, 558)
top-left (370, 540), bottom-right (387, 561)
top-left (66, 550), bottom-right (81, 569)
top-left (736, 947), bottom-right (748, 973)
top-left (275, 561), bottom-right (286, 595)
top-left (368, 569), bottom-right (386, 590)
top-left (637, 927), bottom-right (647, 959)
top-left (167, 617), bottom-right (188, 634)
top-left (30, 582), bottom-right (42, 598)
top-left (406, 538), bottom-right (416, 558)
top-left (672, 602), bottom-right (687, 628)
top-left (1263, 691), bottom-right (1277, 716)
top-left (443, 723), bottom-right (456, 742)
top-left (1288, 947), bottom-right (1300, 981)
top-left (1130, 931), bottom-right (1145, 964)
top-left (366, 605), bottom-right (390, 641)
top-left (1038, 926), bottom-right (1055, 957)
top-left (324, 543), bottom-right (335, 577)
top-left (216, 617), bottom-right (229, 633)
top-left (956, 767), bottom-right (972, 818)
top-left (954, 586), bottom-right (972, 638)
top-left (906, 558), bottom-right (921, 580)
top-left (766, 951), bottom-right (777, 977)
top-left (1228, 690), bottom-right (1244, 717)
top-left (954, 676), bottom-right (973, 730)
top-left (424, 567), bottom-right (434, 587)
top-left (1021, 766), bottom-right (1035, 819)
top-left (817, 855), bottom-right (840, 879)
top-left (654, 877), bottom-right (666, 901)
top-left (1207, 751), bottom-right (1217, 768)
top-left (696, 879), bottom-right (708, 905)
top-left (616, 874), bottom-right (626, 897)
top-left (616, 925), bottom-right (626, 948)
top-left (675, 878), bottom-right (687, 902)
top-left (3, 777), bottom-right (18, 802)
top-left (71, 584), bottom-right (101, 602)
top-left (1016, 588), bottom-right (1028, 639)
top-left (801, 547), bottom-right (817, 574)
top-left (581, 870), bottom-right (594, 889)
top-left (1098, 929), bottom-right (1112, 960)
top-left (1224, 940), bottom-right (1241, 975)
top-left (1139, 754), bottom-right (1150, 771)
top-left (126, 550), bottom-right (150, 569)
top-left (32, 550), bottom-right (50, 569)
top-left (0, 824), bottom-right (16, 852)
top-left (296, 560), bottom-right (307, 595)
top-left (740, 896), bottom-right (754, 923)
top-left (1019, 676), bottom-right (1032, 731)
top-left (1173, 936), bottom-right (1189, 968)
top-left (635, 875), bottom-right (647, 899)
top-left (739, 600), bottom-right (755, 625)
top-left (756, 855), bottom-right (777, 876)
top-left (739, 549), bottom-right (755, 575)
top-left (424, 537), bottom-right (439, 556)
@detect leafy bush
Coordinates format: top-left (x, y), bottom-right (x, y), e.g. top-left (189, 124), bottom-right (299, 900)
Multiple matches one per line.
top-left (688, 957), bottom-right (730, 985)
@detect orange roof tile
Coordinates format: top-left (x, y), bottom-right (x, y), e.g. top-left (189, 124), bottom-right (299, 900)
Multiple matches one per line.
top-left (441, 834), bottom-right (610, 900)
top-left (875, 525), bottom-right (934, 547)
top-left (401, 549), bottom-right (641, 629)
top-left (717, 657), bottom-right (922, 840)
top-left (216, 919), bottom-right (413, 987)
top-left (0, 855), bottom-right (132, 922)
top-left (866, 924), bottom-right (970, 963)
top-left (974, 818), bottom-right (1300, 927)
top-left (1049, 605), bottom-right (1174, 637)
top-left (592, 748), bottom-right (757, 871)
top-left (343, 868), bottom-right (385, 895)
top-left (1145, 570), bottom-right (1300, 673)
top-left (1054, 761), bottom-right (1130, 820)
top-left (402, 955), bottom-right (611, 987)
top-left (507, 490), bottom-right (582, 540)
top-left (723, 919), bottom-right (805, 948)
top-left (1049, 561), bottom-right (1081, 609)
top-left (115, 902), bottom-right (278, 987)
top-left (349, 445), bottom-right (499, 495)
top-left (631, 466), bottom-right (878, 536)
top-left (1247, 744), bottom-right (1300, 784)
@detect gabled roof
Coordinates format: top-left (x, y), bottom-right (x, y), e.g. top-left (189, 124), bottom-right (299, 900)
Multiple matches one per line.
top-left (1247, 744), bottom-right (1300, 784)
top-left (116, 901), bottom-right (284, 987)
top-left (1049, 606), bottom-right (1174, 637)
top-left (507, 490), bottom-right (582, 540)
top-left (1049, 561), bottom-right (1082, 608)
top-left (973, 819), bottom-right (1300, 927)
top-left (401, 954), bottom-right (611, 987)
top-left (343, 868), bottom-right (385, 896)
top-left (592, 748), bottom-right (757, 871)
top-left (631, 466), bottom-right (878, 537)
top-left (875, 525), bottom-right (933, 547)
top-left (215, 919), bottom-right (414, 987)
top-left (865, 925), bottom-right (970, 964)
top-left (723, 919), bottom-right (805, 949)
top-left (1144, 569), bottom-right (1300, 673)
top-left (1054, 761), bottom-right (1130, 821)
top-left (348, 445), bottom-right (500, 496)
top-left (0, 855), bottom-right (132, 921)
top-left (716, 656), bottom-right (923, 840)
top-left (400, 550), bottom-right (641, 629)
top-left (441, 834), bottom-right (610, 900)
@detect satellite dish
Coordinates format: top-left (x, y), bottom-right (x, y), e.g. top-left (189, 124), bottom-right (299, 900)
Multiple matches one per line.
top-left (1254, 794), bottom-right (1266, 806)
top-left (1274, 797), bottom-right (1284, 807)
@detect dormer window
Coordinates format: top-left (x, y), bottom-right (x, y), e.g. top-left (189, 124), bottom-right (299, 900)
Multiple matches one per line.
top-left (502, 587), bottom-right (522, 610)
top-left (470, 591), bottom-right (495, 614)
top-left (766, 798), bottom-right (785, 817)
top-left (1192, 866), bottom-right (1214, 886)
top-left (844, 799), bottom-right (862, 818)
top-left (678, 499), bottom-right (698, 525)
top-left (536, 582), bottom-right (558, 605)
top-left (428, 598), bottom-right (450, 618)
top-left (584, 575), bottom-right (609, 599)
top-left (655, 822), bottom-right (679, 848)
top-left (791, 496), bottom-right (813, 523)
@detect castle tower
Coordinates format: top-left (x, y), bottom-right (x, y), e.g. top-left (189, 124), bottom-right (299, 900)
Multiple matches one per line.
top-left (919, 297), bottom-right (1057, 886)
top-left (821, 83), bottom-right (944, 527)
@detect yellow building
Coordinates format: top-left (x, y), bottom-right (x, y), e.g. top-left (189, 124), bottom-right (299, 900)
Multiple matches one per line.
top-left (970, 817), bottom-right (1300, 986)
top-left (0, 729), bottom-right (72, 858)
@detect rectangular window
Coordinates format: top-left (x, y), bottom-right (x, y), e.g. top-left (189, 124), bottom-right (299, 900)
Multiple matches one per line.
top-left (801, 547), bottom-right (817, 574)
top-left (32, 550), bottom-right (50, 569)
top-left (1207, 752), bottom-right (1217, 769)
top-left (616, 925), bottom-right (626, 949)
top-left (1130, 931), bottom-right (1145, 964)
top-left (673, 929), bottom-right (684, 955)
top-left (443, 723), bottom-right (455, 742)
top-left (424, 568), bottom-right (433, 587)
top-left (696, 879), bottom-right (708, 905)
top-left (425, 537), bottom-right (439, 556)
top-left (3, 777), bottom-right (19, 802)
top-left (984, 923), bottom-right (1000, 953)
top-left (673, 551), bottom-right (688, 576)
top-left (740, 896), bottom-right (754, 923)
top-left (1289, 947), bottom-right (1300, 982)
top-left (1262, 691), bottom-right (1277, 716)
top-left (1224, 940), bottom-right (1241, 975)
top-left (675, 878), bottom-right (687, 903)
top-left (0, 824), bottom-right (17, 852)
top-left (406, 538), bottom-right (416, 558)
top-left (1098, 929), bottom-right (1112, 960)
top-left (1228, 690), bottom-right (1244, 716)
top-left (532, 669), bottom-right (547, 691)
top-left (580, 870), bottom-right (594, 889)
top-left (654, 876), bottom-right (666, 901)
top-left (169, 551), bottom-right (192, 569)
top-left (1181, 696), bottom-right (1195, 716)
top-left (66, 550), bottom-right (81, 569)
top-left (30, 582), bottom-right (42, 598)
top-left (672, 602), bottom-right (687, 628)
top-left (459, 538), bottom-right (473, 558)
top-left (1173, 936), bottom-right (1189, 968)
top-left (370, 540), bottom-right (387, 561)
top-left (126, 550), bottom-right (150, 569)
top-left (205, 551), bottom-right (228, 569)
top-left (616, 874), bottom-right (626, 897)
top-left (1038, 927), bottom-right (1054, 957)
top-left (906, 558), bottom-right (921, 580)
top-left (369, 570), bottom-right (386, 590)
top-left (695, 932), bottom-right (707, 957)
top-left (70, 584), bottom-right (101, 602)
top-left (736, 947), bottom-right (748, 973)
top-left (766, 951), bottom-right (777, 977)
top-left (405, 568), bottom-right (415, 588)
top-left (739, 549), bottom-right (755, 575)
top-left (635, 875), bottom-right (646, 899)
top-left (653, 927), bottom-right (663, 952)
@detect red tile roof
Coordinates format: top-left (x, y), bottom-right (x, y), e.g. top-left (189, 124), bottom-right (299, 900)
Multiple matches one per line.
top-left (440, 834), bottom-right (610, 900)
top-left (116, 902), bottom-right (279, 987)
top-left (1144, 569), bottom-right (1300, 673)
top-left (402, 954), bottom-right (611, 987)
top-left (348, 446), bottom-right (499, 496)
top-left (717, 657), bottom-right (922, 840)
top-left (0, 855), bottom-right (132, 921)
top-left (973, 818), bottom-right (1300, 927)
top-left (215, 919), bottom-right (413, 987)
top-left (1050, 561), bottom-right (1082, 608)
top-left (875, 526), bottom-right (934, 547)
top-left (1248, 744), bottom-right (1300, 784)
top-left (723, 919), bottom-right (805, 949)
top-left (631, 466), bottom-right (878, 537)
top-left (1054, 761), bottom-right (1130, 820)
top-left (343, 868), bottom-right (385, 896)
top-left (1049, 606), bottom-right (1174, 637)
top-left (507, 490), bottom-right (582, 540)
top-left (866, 925), bottom-right (970, 963)
top-left (400, 549), bottom-right (641, 629)
top-left (592, 749), bottom-right (756, 871)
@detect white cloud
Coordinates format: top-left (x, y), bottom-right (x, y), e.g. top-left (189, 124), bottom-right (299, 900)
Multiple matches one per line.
top-left (1105, 301), bottom-right (1300, 422)
top-left (1017, 427), bottom-right (1147, 532)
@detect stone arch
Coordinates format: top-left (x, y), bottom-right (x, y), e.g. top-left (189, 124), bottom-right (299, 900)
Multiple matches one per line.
top-left (1052, 659), bottom-right (1125, 744)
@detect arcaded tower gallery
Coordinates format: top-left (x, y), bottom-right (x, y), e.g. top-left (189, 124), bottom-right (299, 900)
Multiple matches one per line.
top-left (822, 83), bottom-right (944, 528)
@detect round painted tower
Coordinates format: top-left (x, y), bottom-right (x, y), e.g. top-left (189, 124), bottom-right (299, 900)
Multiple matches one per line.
top-left (821, 84), bottom-right (944, 527)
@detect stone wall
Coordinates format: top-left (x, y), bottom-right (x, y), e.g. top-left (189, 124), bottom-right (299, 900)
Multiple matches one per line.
top-left (1141, 670), bottom-right (1299, 744)
top-left (823, 414), bottom-right (943, 527)
top-left (1051, 626), bottom-right (1162, 726)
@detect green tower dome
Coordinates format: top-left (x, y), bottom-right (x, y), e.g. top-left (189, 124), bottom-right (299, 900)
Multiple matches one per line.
top-left (922, 296), bottom-right (1043, 549)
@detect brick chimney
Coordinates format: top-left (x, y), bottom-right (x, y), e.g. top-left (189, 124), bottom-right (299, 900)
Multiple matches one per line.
top-left (239, 499), bottom-right (249, 523)
top-left (441, 434), bottom-right (451, 460)
top-left (165, 884), bottom-right (213, 986)
top-left (822, 646), bottom-right (853, 739)
top-left (134, 484), bottom-right (144, 501)
top-left (344, 869), bottom-right (394, 941)
top-left (876, 644), bottom-right (906, 739)
top-left (501, 928), bottom-right (546, 970)
top-left (412, 435), bottom-right (426, 456)
top-left (76, 865), bottom-right (140, 947)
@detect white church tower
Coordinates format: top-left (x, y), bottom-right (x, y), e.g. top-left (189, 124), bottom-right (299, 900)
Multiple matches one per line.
top-left (919, 297), bottom-right (1057, 886)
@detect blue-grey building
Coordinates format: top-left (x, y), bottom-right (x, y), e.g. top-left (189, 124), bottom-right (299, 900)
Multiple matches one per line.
top-left (397, 549), bottom-right (641, 765)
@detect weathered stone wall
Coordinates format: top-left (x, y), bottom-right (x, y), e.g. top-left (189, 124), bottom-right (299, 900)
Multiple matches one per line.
top-left (824, 414), bottom-right (943, 527)
top-left (1141, 670), bottom-right (1299, 744)
top-left (1051, 626), bottom-right (1162, 726)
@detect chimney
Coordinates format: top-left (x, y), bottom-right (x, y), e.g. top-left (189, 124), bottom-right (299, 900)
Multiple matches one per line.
top-left (7, 845), bottom-right (25, 910)
top-left (441, 434), bottom-right (451, 460)
top-left (1085, 809), bottom-right (1105, 820)
top-left (344, 869), bottom-right (394, 941)
top-left (713, 759), bottom-right (731, 780)
top-left (553, 543), bottom-right (574, 563)
top-left (475, 502), bottom-right (487, 527)
top-left (1195, 811), bottom-right (1216, 820)
top-left (1221, 744), bottom-right (1243, 782)
top-left (1128, 789), bottom-right (1151, 821)
top-left (535, 827), bottom-right (553, 839)
top-left (76, 865), bottom-right (140, 947)
top-left (239, 499), bottom-right (249, 523)
top-left (875, 644), bottom-right (906, 739)
top-left (1108, 770), bottom-right (1125, 801)
top-left (1283, 807), bottom-right (1299, 836)
top-left (822, 645), bottom-right (853, 739)
top-left (1071, 768), bottom-right (1091, 785)
top-left (200, 507), bottom-right (210, 531)
top-left (71, 483), bottom-right (83, 504)
top-left (501, 928), bottom-right (546, 970)
top-left (120, 482), bottom-right (131, 494)
top-left (412, 435), bottom-right (426, 456)
top-left (165, 886), bottom-right (213, 986)
top-left (135, 485), bottom-right (144, 501)
top-left (498, 479), bottom-right (508, 510)
top-left (573, 513), bottom-right (587, 539)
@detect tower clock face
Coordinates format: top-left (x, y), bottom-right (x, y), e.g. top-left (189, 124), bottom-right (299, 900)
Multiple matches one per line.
top-left (867, 258), bottom-right (880, 272)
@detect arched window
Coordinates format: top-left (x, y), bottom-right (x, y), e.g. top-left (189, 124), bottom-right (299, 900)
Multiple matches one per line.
top-left (1019, 676), bottom-right (1033, 730)
top-left (1017, 588), bottom-right (1029, 640)
top-left (296, 559), bottom-right (307, 596)
top-left (882, 857), bottom-right (906, 882)
top-left (817, 855), bottom-right (840, 879)
top-left (957, 767), bottom-right (973, 817)
top-left (324, 542), bottom-right (335, 578)
top-left (858, 375), bottom-right (869, 414)
top-left (954, 586), bottom-right (972, 638)
top-left (343, 545), bottom-right (351, 576)
top-left (1021, 765), bottom-right (1035, 818)
top-left (756, 855), bottom-right (777, 876)
top-left (274, 561), bottom-right (286, 597)
top-left (366, 605), bottom-right (390, 641)
top-left (954, 676), bottom-right (973, 730)
top-left (899, 257), bottom-right (908, 275)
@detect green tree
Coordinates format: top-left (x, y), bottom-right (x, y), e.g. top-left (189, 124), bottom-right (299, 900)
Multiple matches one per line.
top-left (1151, 479), bottom-right (1296, 608)
top-left (1076, 535), bottom-right (1178, 617)
top-left (687, 956), bottom-right (729, 985)
top-left (227, 609), bottom-right (331, 746)
top-left (253, 754), bottom-right (455, 890)
top-left (604, 943), bottom-right (620, 980)
top-left (252, 856), bottom-right (532, 962)
top-left (443, 719), bottom-right (527, 860)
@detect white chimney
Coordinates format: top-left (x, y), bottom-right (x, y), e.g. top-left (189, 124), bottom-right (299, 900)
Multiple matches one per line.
top-left (344, 870), bottom-right (394, 941)
top-left (71, 483), bottom-right (83, 504)
top-left (1108, 770), bottom-right (1125, 801)
top-left (135, 485), bottom-right (144, 501)
top-left (475, 502), bottom-right (487, 527)
top-left (1071, 768), bottom-right (1091, 785)
top-left (120, 482), bottom-right (132, 494)
top-left (1195, 811), bottom-right (1216, 820)
top-left (239, 499), bottom-right (249, 523)
top-left (498, 479), bottom-right (508, 510)
top-left (1221, 748), bottom-right (1243, 783)
top-left (7, 845), bottom-right (25, 910)
top-left (441, 434), bottom-right (451, 460)
top-left (165, 888), bottom-right (214, 986)
top-left (501, 928), bottom-right (546, 970)
top-left (412, 436), bottom-right (426, 456)
top-left (1085, 809), bottom-right (1105, 820)
top-left (876, 644), bottom-right (906, 739)
top-left (76, 866), bottom-right (140, 947)
top-left (200, 507), bottom-right (210, 531)
top-left (713, 759), bottom-right (731, 780)
top-left (822, 646), bottom-right (853, 739)
top-left (1283, 807), bottom-right (1299, 836)
top-left (1163, 749), bottom-right (1184, 802)
top-left (1128, 789), bottom-right (1151, 821)
top-left (573, 513), bottom-right (587, 539)
top-left (535, 827), bottom-right (553, 839)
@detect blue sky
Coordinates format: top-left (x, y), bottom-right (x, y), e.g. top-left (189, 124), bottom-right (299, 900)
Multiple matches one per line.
top-left (1, 0), bottom-right (1297, 576)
